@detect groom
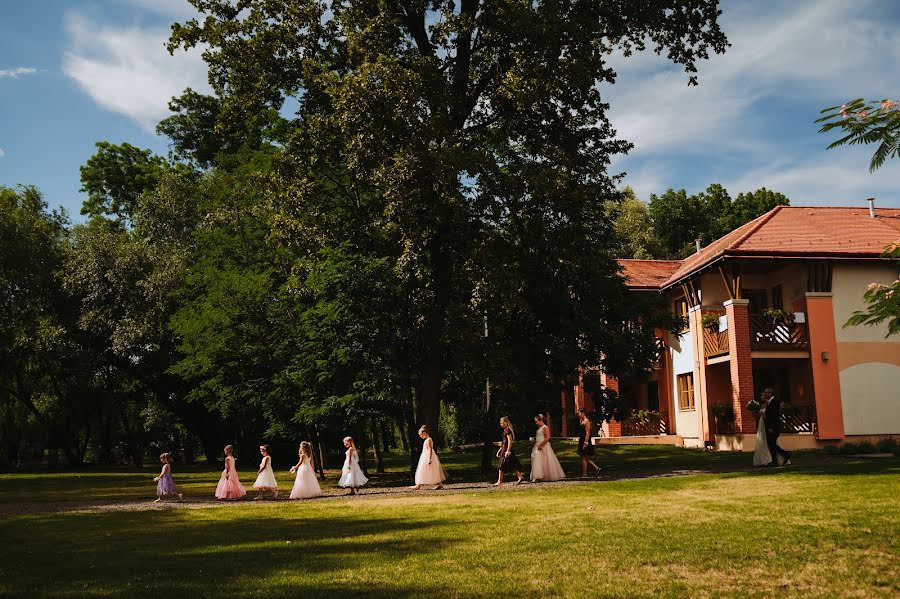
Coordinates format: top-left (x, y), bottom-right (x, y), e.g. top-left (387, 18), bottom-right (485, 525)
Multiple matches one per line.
top-left (762, 387), bottom-right (792, 466)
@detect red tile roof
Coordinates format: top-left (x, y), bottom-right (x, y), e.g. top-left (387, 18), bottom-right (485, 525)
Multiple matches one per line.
top-left (619, 205), bottom-right (900, 290)
top-left (618, 259), bottom-right (682, 290)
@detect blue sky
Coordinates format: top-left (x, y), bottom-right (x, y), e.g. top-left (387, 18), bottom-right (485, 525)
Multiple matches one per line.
top-left (2, 0), bottom-right (900, 222)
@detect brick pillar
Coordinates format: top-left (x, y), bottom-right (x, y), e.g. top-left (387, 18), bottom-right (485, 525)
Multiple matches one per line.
top-left (724, 299), bottom-right (756, 434)
top-left (560, 385), bottom-right (575, 437)
top-left (805, 293), bottom-right (845, 440)
top-left (601, 373), bottom-right (621, 437)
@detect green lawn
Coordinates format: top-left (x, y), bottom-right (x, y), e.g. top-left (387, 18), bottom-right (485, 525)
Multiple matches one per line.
top-left (1, 449), bottom-right (897, 597)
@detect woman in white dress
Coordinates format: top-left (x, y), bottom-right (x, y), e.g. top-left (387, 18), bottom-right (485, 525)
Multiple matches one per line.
top-left (338, 436), bottom-right (368, 495)
top-left (753, 405), bottom-right (785, 466)
top-left (252, 444), bottom-right (278, 499)
top-left (412, 425), bottom-right (446, 490)
top-left (289, 441), bottom-right (322, 499)
top-left (530, 414), bottom-right (566, 482)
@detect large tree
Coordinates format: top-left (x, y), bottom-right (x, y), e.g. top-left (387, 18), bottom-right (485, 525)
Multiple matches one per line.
top-left (169, 0), bottom-right (729, 437)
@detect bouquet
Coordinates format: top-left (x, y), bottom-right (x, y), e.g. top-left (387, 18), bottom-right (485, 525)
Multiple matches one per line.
top-left (747, 398), bottom-right (761, 414)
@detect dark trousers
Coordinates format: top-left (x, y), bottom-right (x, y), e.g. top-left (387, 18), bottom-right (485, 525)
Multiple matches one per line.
top-left (766, 430), bottom-right (791, 464)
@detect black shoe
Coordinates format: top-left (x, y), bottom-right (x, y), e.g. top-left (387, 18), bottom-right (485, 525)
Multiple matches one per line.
top-left (766, 462), bottom-right (778, 467)
top-left (594, 466), bottom-right (602, 478)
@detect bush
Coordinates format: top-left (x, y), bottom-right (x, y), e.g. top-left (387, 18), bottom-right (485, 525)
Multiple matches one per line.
top-left (875, 438), bottom-right (898, 454)
top-left (822, 444), bottom-right (839, 455)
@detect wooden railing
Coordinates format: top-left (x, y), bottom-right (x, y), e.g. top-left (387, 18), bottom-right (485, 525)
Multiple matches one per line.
top-left (781, 404), bottom-right (816, 434)
top-left (703, 328), bottom-right (729, 358)
top-left (621, 412), bottom-right (668, 436)
top-left (750, 315), bottom-right (809, 350)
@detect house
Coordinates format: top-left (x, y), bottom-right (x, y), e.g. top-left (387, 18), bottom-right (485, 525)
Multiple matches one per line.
top-left (564, 202), bottom-right (900, 450)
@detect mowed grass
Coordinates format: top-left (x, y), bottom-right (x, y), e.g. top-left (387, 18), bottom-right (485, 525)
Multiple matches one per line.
top-left (1, 456), bottom-right (897, 598)
top-left (0, 443), bottom-right (754, 503)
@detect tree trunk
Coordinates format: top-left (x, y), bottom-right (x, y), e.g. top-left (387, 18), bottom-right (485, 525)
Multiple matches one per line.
top-left (313, 425), bottom-right (328, 480)
top-left (370, 421), bottom-right (385, 474)
top-left (397, 419), bottom-right (409, 452)
top-left (417, 233), bottom-right (452, 457)
top-left (380, 421), bottom-right (392, 455)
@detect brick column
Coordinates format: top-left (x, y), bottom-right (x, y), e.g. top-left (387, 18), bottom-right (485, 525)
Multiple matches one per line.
top-left (724, 299), bottom-right (756, 434)
top-left (805, 293), bottom-right (845, 440)
top-left (601, 373), bottom-right (621, 437)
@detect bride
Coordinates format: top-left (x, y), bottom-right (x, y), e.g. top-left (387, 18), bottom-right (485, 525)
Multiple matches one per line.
top-left (530, 414), bottom-right (566, 481)
top-left (752, 408), bottom-right (784, 466)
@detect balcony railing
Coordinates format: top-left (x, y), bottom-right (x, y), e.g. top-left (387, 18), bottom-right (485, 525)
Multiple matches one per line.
top-left (703, 327), bottom-right (729, 358)
top-left (750, 315), bottom-right (809, 350)
top-left (781, 404), bottom-right (816, 434)
top-left (621, 412), bottom-right (668, 436)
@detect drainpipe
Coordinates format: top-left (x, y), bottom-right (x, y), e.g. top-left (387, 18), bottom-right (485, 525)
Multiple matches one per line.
top-left (867, 197), bottom-right (876, 218)
top-left (695, 239), bottom-right (702, 253)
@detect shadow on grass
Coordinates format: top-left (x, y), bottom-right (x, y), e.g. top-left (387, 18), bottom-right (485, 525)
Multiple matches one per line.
top-left (1, 511), bottom-right (461, 598)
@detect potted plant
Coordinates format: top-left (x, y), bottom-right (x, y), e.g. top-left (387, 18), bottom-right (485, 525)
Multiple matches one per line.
top-left (710, 403), bottom-right (734, 434)
top-left (701, 313), bottom-right (722, 331)
top-left (762, 308), bottom-right (794, 326)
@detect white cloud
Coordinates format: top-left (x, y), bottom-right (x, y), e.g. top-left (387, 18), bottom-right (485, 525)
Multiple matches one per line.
top-left (123, 0), bottom-right (199, 20)
top-left (0, 148), bottom-right (5, 158)
top-left (0, 67), bottom-right (37, 78)
top-left (606, 0), bottom-right (900, 207)
top-left (62, 13), bottom-right (211, 132)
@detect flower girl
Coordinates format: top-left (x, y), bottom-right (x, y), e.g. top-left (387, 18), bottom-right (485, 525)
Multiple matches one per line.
top-left (338, 436), bottom-right (368, 495)
top-left (530, 414), bottom-right (565, 482)
top-left (215, 444), bottom-right (247, 500)
top-left (412, 425), bottom-right (445, 490)
top-left (252, 444), bottom-right (279, 500)
top-left (289, 441), bottom-right (322, 499)
top-left (153, 452), bottom-right (182, 502)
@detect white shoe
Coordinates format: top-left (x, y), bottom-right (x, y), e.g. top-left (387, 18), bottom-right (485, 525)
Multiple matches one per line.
top-left (783, 459), bottom-right (792, 466)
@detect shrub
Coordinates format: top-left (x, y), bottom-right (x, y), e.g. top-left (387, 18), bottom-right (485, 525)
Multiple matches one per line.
top-left (875, 438), bottom-right (898, 453)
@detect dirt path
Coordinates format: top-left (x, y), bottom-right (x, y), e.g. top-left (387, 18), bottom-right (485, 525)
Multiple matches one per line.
top-left (0, 465), bottom-right (752, 517)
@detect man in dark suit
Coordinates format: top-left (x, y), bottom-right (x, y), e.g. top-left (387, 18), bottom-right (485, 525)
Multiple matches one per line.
top-left (763, 387), bottom-right (792, 466)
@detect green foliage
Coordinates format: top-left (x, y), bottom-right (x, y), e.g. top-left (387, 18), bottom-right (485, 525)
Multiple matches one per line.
top-left (79, 142), bottom-right (170, 222)
top-left (168, 0), bottom-right (729, 438)
top-left (817, 98), bottom-right (900, 172)
top-left (843, 241), bottom-right (900, 337)
top-left (761, 308), bottom-right (794, 325)
top-left (701, 313), bottom-right (722, 329)
top-left (645, 184), bottom-right (789, 259)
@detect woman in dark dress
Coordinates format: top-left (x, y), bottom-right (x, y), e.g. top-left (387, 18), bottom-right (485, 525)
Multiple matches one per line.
top-left (577, 408), bottom-right (602, 478)
top-left (493, 416), bottom-right (525, 486)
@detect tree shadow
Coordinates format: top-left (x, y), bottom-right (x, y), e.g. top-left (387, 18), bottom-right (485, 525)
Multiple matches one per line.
top-left (3, 511), bottom-right (464, 597)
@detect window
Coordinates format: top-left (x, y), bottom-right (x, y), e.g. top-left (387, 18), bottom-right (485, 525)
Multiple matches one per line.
top-left (677, 373), bottom-right (695, 411)
top-left (674, 297), bottom-right (689, 332)
top-left (744, 289), bottom-right (768, 315)
top-left (770, 284), bottom-right (784, 310)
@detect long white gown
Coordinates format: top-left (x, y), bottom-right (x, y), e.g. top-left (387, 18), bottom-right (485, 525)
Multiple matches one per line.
top-left (753, 414), bottom-right (784, 466)
top-left (290, 456), bottom-right (322, 499)
top-left (530, 425), bottom-right (566, 481)
top-left (338, 448), bottom-right (369, 488)
top-left (414, 437), bottom-right (447, 485)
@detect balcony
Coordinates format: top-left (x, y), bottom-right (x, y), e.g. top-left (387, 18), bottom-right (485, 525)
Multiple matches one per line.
top-left (703, 327), bottom-right (729, 358)
top-left (750, 314), bottom-right (809, 351)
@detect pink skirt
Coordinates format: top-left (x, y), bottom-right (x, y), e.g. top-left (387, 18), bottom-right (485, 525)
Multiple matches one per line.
top-left (215, 472), bottom-right (247, 499)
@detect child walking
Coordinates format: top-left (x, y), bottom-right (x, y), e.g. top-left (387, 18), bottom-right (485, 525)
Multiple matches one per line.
top-left (289, 441), bottom-right (322, 499)
top-left (215, 444), bottom-right (247, 500)
top-left (153, 452), bottom-right (182, 502)
top-left (252, 444), bottom-right (279, 500)
top-left (338, 436), bottom-right (368, 495)
top-left (411, 425), bottom-right (446, 490)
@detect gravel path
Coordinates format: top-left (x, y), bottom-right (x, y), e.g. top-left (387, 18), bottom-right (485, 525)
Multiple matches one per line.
top-left (0, 466), bottom-right (744, 517)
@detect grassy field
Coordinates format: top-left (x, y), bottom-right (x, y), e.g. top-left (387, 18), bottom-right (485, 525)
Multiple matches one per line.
top-left (1, 448), bottom-right (897, 598)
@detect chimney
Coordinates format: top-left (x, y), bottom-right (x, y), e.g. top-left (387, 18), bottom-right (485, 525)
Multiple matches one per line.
top-left (695, 239), bottom-right (702, 253)
top-left (867, 197), bottom-right (876, 218)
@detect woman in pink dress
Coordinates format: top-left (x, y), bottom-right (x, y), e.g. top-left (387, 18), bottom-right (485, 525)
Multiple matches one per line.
top-left (215, 444), bottom-right (247, 500)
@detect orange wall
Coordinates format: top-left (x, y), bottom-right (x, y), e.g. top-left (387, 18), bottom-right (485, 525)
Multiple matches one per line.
top-left (805, 293), bottom-right (844, 439)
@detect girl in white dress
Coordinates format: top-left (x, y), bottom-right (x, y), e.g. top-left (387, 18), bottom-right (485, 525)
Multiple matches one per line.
top-left (338, 436), bottom-right (368, 495)
top-left (252, 444), bottom-right (278, 499)
top-left (289, 441), bottom-right (322, 499)
top-left (412, 425), bottom-right (446, 490)
top-left (530, 414), bottom-right (566, 482)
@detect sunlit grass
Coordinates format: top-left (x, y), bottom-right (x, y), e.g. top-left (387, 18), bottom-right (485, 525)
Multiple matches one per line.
top-left (1, 456), bottom-right (897, 597)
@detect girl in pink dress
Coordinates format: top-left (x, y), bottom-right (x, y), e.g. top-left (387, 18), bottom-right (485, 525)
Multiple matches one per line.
top-left (215, 444), bottom-right (247, 500)
top-left (411, 425), bottom-right (446, 490)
